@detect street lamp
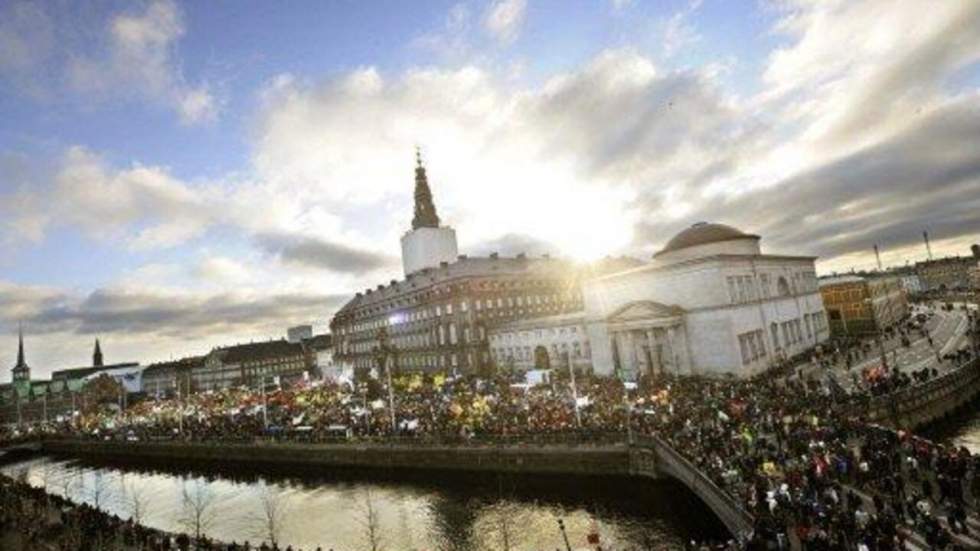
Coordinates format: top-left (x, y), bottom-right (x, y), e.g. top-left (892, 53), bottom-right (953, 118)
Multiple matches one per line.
top-left (375, 327), bottom-right (397, 435)
top-left (564, 352), bottom-right (582, 429)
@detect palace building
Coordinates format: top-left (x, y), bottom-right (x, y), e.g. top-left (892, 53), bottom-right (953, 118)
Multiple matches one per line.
top-left (583, 223), bottom-right (830, 377)
top-left (330, 154), bottom-right (584, 374)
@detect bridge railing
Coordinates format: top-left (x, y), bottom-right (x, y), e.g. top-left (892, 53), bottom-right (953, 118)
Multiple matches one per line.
top-left (849, 357), bottom-right (980, 423)
top-left (632, 433), bottom-right (754, 539)
top-left (36, 430), bottom-right (632, 449)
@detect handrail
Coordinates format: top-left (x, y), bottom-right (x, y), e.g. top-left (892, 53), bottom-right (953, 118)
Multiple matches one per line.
top-left (633, 434), bottom-right (754, 538)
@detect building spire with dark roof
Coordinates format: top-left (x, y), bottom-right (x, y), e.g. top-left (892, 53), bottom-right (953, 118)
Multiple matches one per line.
top-left (12, 324), bottom-right (30, 383)
top-left (411, 147), bottom-right (441, 230)
top-left (93, 338), bottom-right (103, 367)
top-left (15, 326), bottom-right (26, 369)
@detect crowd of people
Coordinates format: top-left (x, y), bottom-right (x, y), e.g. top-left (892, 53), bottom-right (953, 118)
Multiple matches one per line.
top-left (2, 305), bottom-right (979, 550)
top-left (1, 472), bottom-right (331, 551)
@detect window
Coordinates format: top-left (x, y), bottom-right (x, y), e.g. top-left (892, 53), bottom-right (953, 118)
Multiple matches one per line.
top-left (727, 277), bottom-right (737, 304)
top-left (777, 277), bottom-right (791, 297)
top-left (739, 335), bottom-right (750, 364)
top-left (771, 323), bottom-right (780, 349)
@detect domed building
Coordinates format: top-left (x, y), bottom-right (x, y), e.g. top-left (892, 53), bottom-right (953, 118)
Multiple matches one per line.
top-left (583, 222), bottom-right (829, 377)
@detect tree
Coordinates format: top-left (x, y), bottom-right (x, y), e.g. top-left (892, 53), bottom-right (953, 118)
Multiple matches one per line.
top-left (123, 475), bottom-right (151, 525)
top-left (251, 484), bottom-right (289, 548)
top-left (357, 488), bottom-right (384, 551)
top-left (178, 478), bottom-right (216, 541)
top-left (88, 470), bottom-right (113, 510)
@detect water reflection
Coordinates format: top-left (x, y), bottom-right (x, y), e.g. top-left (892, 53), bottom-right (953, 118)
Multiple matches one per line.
top-left (929, 404), bottom-right (980, 454)
top-left (1, 455), bottom-right (724, 550)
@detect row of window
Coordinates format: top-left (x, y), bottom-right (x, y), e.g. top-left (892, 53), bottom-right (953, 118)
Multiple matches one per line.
top-left (342, 293), bottom-right (580, 335)
top-left (490, 325), bottom-right (581, 343)
top-left (352, 277), bottom-right (569, 319)
top-left (739, 311), bottom-right (828, 366)
top-left (726, 270), bottom-right (818, 305)
top-left (352, 350), bottom-right (489, 370)
top-left (490, 341), bottom-right (590, 363)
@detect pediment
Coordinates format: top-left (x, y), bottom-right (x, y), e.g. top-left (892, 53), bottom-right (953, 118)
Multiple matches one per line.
top-left (607, 300), bottom-right (684, 323)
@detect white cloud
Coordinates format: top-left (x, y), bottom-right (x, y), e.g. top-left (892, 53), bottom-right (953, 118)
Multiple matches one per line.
top-left (61, 0), bottom-right (220, 124)
top-left (52, 147), bottom-right (213, 249)
top-left (661, 1), bottom-right (703, 58)
top-left (483, 0), bottom-right (527, 45)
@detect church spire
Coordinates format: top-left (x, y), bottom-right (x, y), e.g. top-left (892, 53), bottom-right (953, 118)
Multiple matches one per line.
top-left (411, 148), bottom-right (441, 230)
top-left (93, 338), bottom-right (103, 367)
top-left (15, 325), bottom-right (25, 369)
top-left (12, 324), bottom-right (30, 383)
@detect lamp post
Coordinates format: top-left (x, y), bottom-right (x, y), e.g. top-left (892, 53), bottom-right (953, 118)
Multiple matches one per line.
top-left (375, 327), bottom-right (397, 434)
top-left (564, 352), bottom-right (582, 429)
top-left (557, 518), bottom-right (573, 551)
top-left (623, 379), bottom-right (633, 445)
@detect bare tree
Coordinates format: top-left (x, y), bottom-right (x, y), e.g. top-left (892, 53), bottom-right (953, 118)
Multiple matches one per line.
top-left (88, 471), bottom-right (113, 509)
top-left (123, 475), bottom-right (151, 525)
top-left (59, 470), bottom-right (80, 499)
top-left (356, 488), bottom-right (385, 551)
top-left (178, 478), bottom-right (216, 541)
top-left (250, 484), bottom-right (289, 548)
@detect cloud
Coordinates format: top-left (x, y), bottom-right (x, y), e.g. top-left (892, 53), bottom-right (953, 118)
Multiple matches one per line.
top-left (1, 0), bottom-right (219, 124)
top-left (634, 95), bottom-right (980, 270)
top-left (255, 232), bottom-right (396, 275)
top-left (0, 280), bottom-right (345, 339)
top-left (483, 0), bottom-right (527, 45)
top-left (52, 147), bottom-right (213, 249)
top-left (0, 1), bottom-right (56, 98)
top-left (661, 0), bottom-right (703, 58)
top-left (251, 48), bottom-right (745, 260)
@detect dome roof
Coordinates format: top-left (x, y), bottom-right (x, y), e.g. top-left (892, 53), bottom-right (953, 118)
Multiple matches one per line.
top-left (656, 222), bottom-right (759, 257)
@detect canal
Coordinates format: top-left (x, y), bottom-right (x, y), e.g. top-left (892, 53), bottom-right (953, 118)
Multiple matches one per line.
top-left (1, 455), bottom-right (725, 550)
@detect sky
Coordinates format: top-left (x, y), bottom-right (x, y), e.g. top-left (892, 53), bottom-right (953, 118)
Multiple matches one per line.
top-left (1, 0), bottom-right (979, 378)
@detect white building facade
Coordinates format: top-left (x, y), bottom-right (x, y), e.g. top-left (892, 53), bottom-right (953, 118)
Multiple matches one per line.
top-left (488, 312), bottom-right (592, 373)
top-left (584, 223), bottom-right (829, 378)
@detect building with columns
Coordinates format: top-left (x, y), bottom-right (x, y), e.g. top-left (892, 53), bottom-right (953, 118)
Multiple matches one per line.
top-left (583, 222), bottom-right (829, 378)
top-left (488, 312), bottom-right (592, 373)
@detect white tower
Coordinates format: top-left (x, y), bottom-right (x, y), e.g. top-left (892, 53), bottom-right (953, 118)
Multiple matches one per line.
top-left (400, 150), bottom-right (458, 275)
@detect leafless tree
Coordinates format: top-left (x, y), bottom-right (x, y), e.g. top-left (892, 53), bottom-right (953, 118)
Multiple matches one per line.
top-left (250, 484), bottom-right (289, 548)
top-left (356, 488), bottom-right (385, 551)
top-left (122, 475), bottom-right (151, 525)
top-left (59, 470), bottom-right (80, 499)
top-left (178, 478), bottom-right (216, 541)
top-left (88, 471), bottom-right (113, 509)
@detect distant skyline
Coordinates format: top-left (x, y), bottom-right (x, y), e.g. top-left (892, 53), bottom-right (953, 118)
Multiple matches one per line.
top-left (2, 0), bottom-right (979, 376)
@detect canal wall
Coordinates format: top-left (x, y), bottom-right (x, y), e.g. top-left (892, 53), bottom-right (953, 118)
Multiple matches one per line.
top-left (39, 437), bottom-right (758, 540)
top-left (859, 359), bottom-right (980, 430)
top-left (41, 439), bottom-right (639, 478)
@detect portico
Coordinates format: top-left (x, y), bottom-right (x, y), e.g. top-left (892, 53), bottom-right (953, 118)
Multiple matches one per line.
top-left (607, 301), bottom-right (690, 378)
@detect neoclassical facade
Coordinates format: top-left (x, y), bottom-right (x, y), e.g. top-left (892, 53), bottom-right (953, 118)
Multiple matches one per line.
top-left (584, 223), bottom-right (830, 378)
top-left (488, 312), bottom-right (592, 373)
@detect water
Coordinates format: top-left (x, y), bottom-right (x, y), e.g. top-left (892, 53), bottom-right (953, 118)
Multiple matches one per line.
top-left (930, 401), bottom-right (980, 453)
top-left (1, 455), bottom-right (723, 550)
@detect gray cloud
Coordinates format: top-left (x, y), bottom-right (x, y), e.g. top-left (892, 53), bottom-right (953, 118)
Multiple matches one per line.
top-left (634, 98), bottom-right (980, 262)
top-left (255, 231), bottom-right (396, 274)
top-left (0, 283), bottom-right (347, 339)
